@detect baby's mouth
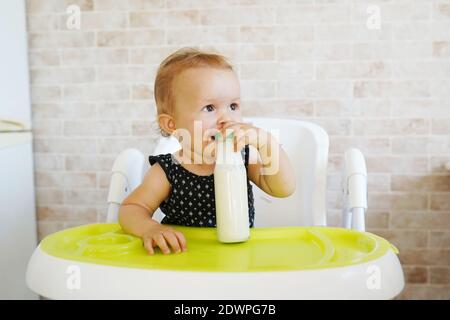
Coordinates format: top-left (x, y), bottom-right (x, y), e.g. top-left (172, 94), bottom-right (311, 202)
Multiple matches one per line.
top-left (203, 134), bottom-right (214, 143)
top-left (201, 134), bottom-right (215, 144)
top-left (205, 130), bottom-right (219, 143)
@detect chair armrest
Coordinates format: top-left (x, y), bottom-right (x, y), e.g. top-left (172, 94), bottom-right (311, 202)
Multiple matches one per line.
top-left (106, 149), bottom-right (145, 222)
top-left (341, 148), bottom-right (368, 232)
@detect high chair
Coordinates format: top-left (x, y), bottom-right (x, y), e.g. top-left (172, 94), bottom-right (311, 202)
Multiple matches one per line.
top-left (26, 117), bottom-right (404, 299)
top-left (107, 117), bottom-right (366, 231)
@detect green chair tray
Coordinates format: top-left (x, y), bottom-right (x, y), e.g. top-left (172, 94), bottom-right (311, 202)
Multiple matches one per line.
top-left (40, 223), bottom-right (398, 272)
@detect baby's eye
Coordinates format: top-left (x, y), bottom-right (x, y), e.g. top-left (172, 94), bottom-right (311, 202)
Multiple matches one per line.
top-left (202, 104), bottom-right (215, 112)
top-left (230, 103), bottom-right (239, 111)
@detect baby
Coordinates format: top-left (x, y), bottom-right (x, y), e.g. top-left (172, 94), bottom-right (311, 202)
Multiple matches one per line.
top-left (119, 48), bottom-right (296, 255)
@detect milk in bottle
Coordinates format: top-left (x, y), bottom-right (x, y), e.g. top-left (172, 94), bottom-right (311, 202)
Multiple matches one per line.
top-left (214, 132), bottom-right (250, 243)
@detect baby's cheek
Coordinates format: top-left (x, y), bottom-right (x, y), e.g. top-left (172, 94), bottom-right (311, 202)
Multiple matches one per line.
top-left (191, 118), bottom-right (210, 139)
top-left (232, 114), bottom-right (243, 122)
top-left (202, 143), bottom-right (217, 164)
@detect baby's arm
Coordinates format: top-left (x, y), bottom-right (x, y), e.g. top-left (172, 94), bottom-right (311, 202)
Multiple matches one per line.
top-left (247, 139), bottom-right (296, 198)
top-left (218, 121), bottom-right (296, 198)
top-left (119, 163), bottom-right (187, 255)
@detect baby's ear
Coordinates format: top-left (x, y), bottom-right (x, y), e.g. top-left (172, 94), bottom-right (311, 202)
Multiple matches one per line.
top-left (157, 113), bottom-right (176, 135)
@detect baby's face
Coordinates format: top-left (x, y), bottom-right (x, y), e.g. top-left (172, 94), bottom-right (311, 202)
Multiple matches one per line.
top-left (171, 67), bottom-right (242, 163)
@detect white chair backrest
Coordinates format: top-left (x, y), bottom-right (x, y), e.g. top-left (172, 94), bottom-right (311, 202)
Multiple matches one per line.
top-left (149, 117), bottom-right (329, 227)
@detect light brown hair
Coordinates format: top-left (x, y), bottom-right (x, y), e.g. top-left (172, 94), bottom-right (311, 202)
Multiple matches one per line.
top-left (154, 47), bottom-right (234, 136)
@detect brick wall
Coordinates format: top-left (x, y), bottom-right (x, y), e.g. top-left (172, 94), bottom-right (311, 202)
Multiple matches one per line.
top-left (26, 0), bottom-right (450, 299)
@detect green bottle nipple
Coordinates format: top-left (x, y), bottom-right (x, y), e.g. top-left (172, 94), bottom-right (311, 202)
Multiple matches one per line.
top-left (215, 131), bottom-right (234, 141)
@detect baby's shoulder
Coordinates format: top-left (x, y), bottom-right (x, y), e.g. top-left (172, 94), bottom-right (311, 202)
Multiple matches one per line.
top-left (148, 153), bottom-right (177, 184)
top-left (149, 153), bottom-right (174, 165)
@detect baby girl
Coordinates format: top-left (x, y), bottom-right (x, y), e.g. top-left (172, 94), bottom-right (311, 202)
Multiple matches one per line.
top-left (119, 48), bottom-right (296, 255)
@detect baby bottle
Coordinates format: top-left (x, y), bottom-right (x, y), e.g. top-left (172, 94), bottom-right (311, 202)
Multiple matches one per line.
top-left (214, 131), bottom-right (250, 243)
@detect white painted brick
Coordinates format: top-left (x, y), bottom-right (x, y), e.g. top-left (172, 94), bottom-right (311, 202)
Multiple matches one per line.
top-left (431, 80), bottom-right (450, 97)
top-left (96, 137), bottom-right (157, 155)
top-left (392, 22), bottom-right (431, 41)
top-left (63, 84), bottom-right (130, 101)
top-left (96, 66), bottom-right (156, 83)
top-left (34, 153), bottom-right (65, 170)
top-left (130, 11), bottom-right (165, 28)
top-left (27, 14), bottom-right (58, 31)
top-left (65, 155), bottom-right (115, 171)
top-left (278, 81), bottom-right (352, 99)
top-left (63, 120), bottom-right (130, 136)
top-left (59, 12), bottom-right (128, 30)
top-left (27, 0), bottom-right (94, 13)
top-left (32, 103), bottom-right (96, 119)
top-left (243, 99), bottom-right (314, 118)
top-left (166, 0), bottom-right (239, 9)
top-left (241, 26), bottom-right (313, 43)
top-left (433, 41), bottom-right (450, 57)
top-left (392, 61), bottom-right (450, 79)
top-left (317, 61), bottom-right (390, 80)
top-left (167, 27), bottom-right (239, 45)
top-left (94, 0), bottom-right (164, 11)
top-left (97, 30), bottom-right (165, 47)
top-left (31, 67), bottom-right (95, 84)
top-left (96, 102), bottom-right (155, 119)
top-left (61, 48), bottom-right (129, 66)
top-left (33, 119), bottom-right (63, 136)
top-left (130, 47), bottom-right (177, 64)
top-left (64, 189), bottom-right (107, 205)
top-left (391, 42), bottom-right (432, 60)
top-left (29, 32), bottom-right (95, 48)
top-left (240, 80), bottom-right (276, 99)
top-left (432, 119), bottom-right (450, 135)
top-left (433, 4), bottom-right (450, 21)
top-left (329, 137), bottom-right (390, 155)
top-left (237, 44), bottom-right (275, 61)
top-left (351, 2), bottom-right (431, 22)
top-left (30, 86), bottom-right (61, 102)
top-left (36, 189), bottom-right (64, 206)
top-left (311, 118), bottom-right (352, 135)
top-left (351, 99), bottom-right (391, 118)
top-left (276, 4), bottom-right (350, 24)
top-left (29, 50), bottom-right (60, 66)
top-left (200, 7), bottom-right (274, 26)
top-left (240, 62), bottom-right (314, 80)
top-left (34, 138), bottom-right (97, 153)
top-left (353, 119), bottom-right (429, 136)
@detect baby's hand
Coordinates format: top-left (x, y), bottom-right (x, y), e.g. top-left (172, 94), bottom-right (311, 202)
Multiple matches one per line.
top-left (219, 120), bottom-right (271, 152)
top-left (142, 224), bottom-right (187, 255)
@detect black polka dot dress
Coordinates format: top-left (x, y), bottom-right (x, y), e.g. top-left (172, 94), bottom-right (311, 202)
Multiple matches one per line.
top-left (149, 145), bottom-right (255, 228)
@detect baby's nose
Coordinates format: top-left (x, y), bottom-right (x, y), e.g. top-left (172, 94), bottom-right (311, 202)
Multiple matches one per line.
top-left (217, 106), bottom-right (232, 120)
top-left (217, 113), bottom-right (232, 126)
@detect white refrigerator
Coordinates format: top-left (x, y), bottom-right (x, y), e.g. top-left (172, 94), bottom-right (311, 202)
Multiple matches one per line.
top-left (0, 0), bottom-right (38, 299)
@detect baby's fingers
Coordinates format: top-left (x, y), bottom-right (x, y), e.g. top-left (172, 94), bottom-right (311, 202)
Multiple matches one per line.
top-left (163, 231), bottom-right (182, 253)
top-left (174, 231), bottom-right (187, 252)
top-left (154, 233), bottom-right (171, 255)
top-left (233, 135), bottom-right (247, 152)
top-left (143, 237), bottom-right (155, 255)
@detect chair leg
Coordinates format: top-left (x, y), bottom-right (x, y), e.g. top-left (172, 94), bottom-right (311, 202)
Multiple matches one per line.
top-left (342, 209), bottom-right (352, 229)
top-left (351, 208), bottom-right (365, 232)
